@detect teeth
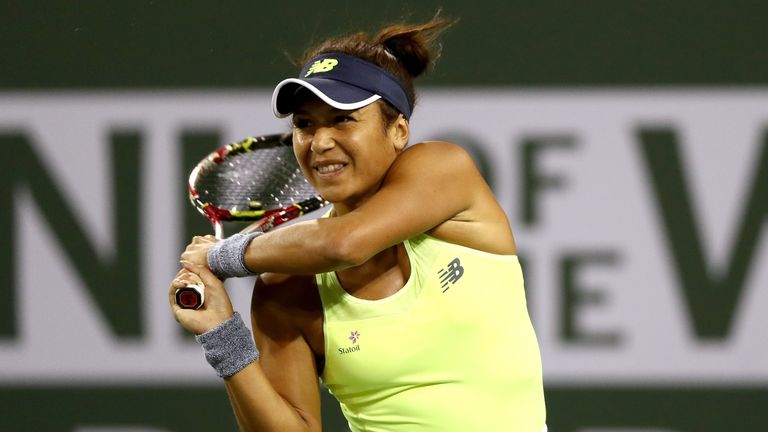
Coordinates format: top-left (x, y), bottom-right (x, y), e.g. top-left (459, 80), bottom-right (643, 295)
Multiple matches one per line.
top-left (316, 164), bottom-right (344, 174)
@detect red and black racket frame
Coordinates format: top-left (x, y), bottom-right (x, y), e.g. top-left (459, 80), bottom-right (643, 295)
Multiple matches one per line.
top-left (177, 137), bottom-right (327, 309)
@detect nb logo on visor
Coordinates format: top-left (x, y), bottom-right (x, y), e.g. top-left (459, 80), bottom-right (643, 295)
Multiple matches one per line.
top-left (305, 58), bottom-right (339, 77)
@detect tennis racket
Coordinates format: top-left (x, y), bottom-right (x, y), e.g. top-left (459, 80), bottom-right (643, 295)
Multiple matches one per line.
top-left (175, 133), bottom-right (328, 309)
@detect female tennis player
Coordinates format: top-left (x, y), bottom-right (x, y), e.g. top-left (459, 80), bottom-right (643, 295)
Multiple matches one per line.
top-left (171, 14), bottom-right (547, 432)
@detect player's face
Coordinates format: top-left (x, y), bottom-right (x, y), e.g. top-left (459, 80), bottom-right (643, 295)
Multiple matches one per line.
top-left (291, 95), bottom-right (408, 210)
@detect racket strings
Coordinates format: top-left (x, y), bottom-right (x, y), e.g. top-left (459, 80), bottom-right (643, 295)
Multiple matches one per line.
top-left (194, 146), bottom-right (316, 212)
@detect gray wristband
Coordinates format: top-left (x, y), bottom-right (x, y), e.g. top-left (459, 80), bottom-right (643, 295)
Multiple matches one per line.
top-left (207, 232), bottom-right (261, 280)
top-left (195, 312), bottom-right (260, 378)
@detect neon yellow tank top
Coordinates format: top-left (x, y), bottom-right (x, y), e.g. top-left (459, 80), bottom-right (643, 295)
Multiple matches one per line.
top-left (317, 233), bottom-right (547, 432)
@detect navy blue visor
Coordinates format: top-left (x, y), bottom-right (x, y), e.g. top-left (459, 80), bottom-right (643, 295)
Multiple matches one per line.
top-left (271, 52), bottom-right (413, 120)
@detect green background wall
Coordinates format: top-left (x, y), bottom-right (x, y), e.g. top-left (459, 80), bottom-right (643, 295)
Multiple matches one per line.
top-left (4, 1), bottom-right (768, 89)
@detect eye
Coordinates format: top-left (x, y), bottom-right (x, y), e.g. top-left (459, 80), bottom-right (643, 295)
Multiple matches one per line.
top-left (292, 117), bottom-right (311, 129)
top-left (334, 115), bottom-right (354, 124)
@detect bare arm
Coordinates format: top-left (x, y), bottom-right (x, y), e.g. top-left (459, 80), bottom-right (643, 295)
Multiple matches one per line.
top-left (180, 141), bottom-right (509, 274)
top-left (225, 273), bottom-right (323, 431)
top-left (221, 359), bottom-right (320, 432)
top-left (170, 265), bottom-right (322, 432)
top-left (239, 141), bottom-right (494, 273)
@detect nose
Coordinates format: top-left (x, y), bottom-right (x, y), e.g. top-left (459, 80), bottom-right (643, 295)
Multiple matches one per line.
top-left (310, 127), bottom-right (336, 153)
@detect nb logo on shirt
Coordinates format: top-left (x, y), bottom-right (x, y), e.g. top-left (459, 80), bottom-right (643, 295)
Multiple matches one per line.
top-left (305, 58), bottom-right (339, 77)
top-left (438, 258), bottom-right (464, 292)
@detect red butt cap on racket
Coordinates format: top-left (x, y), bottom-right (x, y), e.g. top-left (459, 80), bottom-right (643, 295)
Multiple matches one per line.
top-left (176, 284), bottom-right (204, 310)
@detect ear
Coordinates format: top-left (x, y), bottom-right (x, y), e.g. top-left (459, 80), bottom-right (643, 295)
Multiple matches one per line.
top-left (389, 114), bottom-right (410, 152)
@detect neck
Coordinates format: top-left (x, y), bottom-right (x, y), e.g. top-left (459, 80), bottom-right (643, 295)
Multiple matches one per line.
top-left (329, 184), bottom-right (382, 216)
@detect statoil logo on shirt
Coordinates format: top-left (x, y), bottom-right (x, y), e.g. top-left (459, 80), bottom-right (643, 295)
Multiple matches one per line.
top-left (339, 330), bottom-right (361, 355)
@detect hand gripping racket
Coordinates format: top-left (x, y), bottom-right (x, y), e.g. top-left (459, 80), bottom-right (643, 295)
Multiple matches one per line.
top-left (175, 133), bottom-right (328, 309)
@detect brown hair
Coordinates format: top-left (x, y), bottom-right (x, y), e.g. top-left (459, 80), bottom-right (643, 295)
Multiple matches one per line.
top-left (296, 13), bottom-right (456, 123)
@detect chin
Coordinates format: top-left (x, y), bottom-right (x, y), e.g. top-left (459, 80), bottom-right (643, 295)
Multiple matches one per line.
top-left (320, 193), bottom-right (349, 205)
top-left (319, 187), bottom-right (367, 208)
top-left (314, 186), bottom-right (346, 204)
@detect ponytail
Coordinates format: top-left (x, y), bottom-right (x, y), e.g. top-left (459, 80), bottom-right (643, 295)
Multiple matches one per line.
top-left (373, 15), bottom-right (455, 79)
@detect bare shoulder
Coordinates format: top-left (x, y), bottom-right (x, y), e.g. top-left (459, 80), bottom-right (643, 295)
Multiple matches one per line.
top-left (383, 141), bottom-right (485, 191)
top-left (384, 141), bottom-right (489, 202)
top-left (404, 140), bottom-right (468, 153)
top-left (395, 141), bottom-right (478, 171)
top-left (394, 141), bottom-right (516, 254)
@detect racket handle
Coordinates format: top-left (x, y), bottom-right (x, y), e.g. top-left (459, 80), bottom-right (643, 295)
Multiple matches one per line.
top-left (175, 284), bottom-right (205, 309)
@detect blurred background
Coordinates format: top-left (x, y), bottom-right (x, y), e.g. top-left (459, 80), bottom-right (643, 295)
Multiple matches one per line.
top-left (1, 1), bottom-right (767, 430)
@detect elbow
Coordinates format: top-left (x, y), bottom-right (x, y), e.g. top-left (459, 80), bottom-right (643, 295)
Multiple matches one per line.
top-left (324, 226), bottom-right (371, 268)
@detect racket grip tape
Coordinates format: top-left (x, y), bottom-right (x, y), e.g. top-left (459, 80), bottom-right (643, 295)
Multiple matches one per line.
top-left (176, 284), bottom-right (205, 309)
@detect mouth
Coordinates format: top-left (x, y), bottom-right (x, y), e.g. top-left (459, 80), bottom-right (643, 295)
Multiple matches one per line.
top-left (313, 162), bottom-right (347, 176)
